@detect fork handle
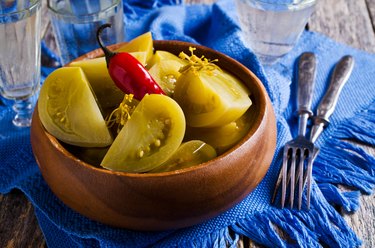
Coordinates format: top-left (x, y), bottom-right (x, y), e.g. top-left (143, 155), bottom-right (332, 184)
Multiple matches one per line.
top-left (297, 52), bottom-right (317, 136)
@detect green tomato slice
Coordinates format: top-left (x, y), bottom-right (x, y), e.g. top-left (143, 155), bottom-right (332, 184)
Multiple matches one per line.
top-left (115, 32), bottom-right (154, 65)
top-left (69, 57), bottom-right (124, 115)
top-left (173, 69), bottom-right (252, 127)
top-left (38, 67), bottom-right (113, 147)
top-left (150, 140), bottom-right (217, 173)
top-left (185, 110), bottom-right (253, 154)
top-left (101, 94), bottom-right (186, 173)
top-left (148, 50), bottom-right (184, 68)
top-left (148, 58), bottom-right (187, 96)
top-left (69, 51), bottom-right (147, 115)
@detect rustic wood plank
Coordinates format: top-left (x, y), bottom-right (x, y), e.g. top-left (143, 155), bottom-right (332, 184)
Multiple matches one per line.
top-left (309, 0), bottom-right (375, 53)
top-left (341, 194), bottom-right (375, 248)
top-left (0, 190), bottom-right (45, 248)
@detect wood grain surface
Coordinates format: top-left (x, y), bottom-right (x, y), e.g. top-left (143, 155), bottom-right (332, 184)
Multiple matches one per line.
top-left (0, 0), bottom-right (374, 247)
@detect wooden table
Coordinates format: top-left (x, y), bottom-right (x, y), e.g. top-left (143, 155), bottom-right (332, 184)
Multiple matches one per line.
top-left (0, 0), bottom-right (374, 247)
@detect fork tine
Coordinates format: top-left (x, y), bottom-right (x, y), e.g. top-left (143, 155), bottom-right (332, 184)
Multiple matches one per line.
top-left (281, 147), bottom-right (290, 208)
top-left (271, 167), bottom-right (283, 204)
top-left (271, 146), bottom-right (288, 204)
top-left (297, 149), bottom-right (305, 210)
top-left (271, 146), bottom-right (290, 204)
top-left (288, 148), bottom-right (297, 208)
top-left (305, 151), bottom-right (314, 209)
top-left (305, 149), bottom-right (319, 209)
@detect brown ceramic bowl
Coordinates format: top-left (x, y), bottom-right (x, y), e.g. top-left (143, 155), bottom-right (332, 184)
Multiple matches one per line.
top-left (30, 40), bottom-right (276, 231)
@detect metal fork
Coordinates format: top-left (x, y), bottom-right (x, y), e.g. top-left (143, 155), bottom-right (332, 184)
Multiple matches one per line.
top-left (271, 52), bottom-right (318, 209)
top-left (272, 54), bottom-right (355, 210)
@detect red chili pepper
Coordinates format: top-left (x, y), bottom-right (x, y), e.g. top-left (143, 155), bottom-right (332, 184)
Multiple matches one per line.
top-left (96, 24), bottom-right (165, 100)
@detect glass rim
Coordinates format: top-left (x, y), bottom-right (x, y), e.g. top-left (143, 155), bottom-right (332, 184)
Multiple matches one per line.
top-left (0, 0), bottom-right (41, 18)
top-left (47, 0), bottom-right (122, 22)
top-left (247, 0), bottom-right (316, 8)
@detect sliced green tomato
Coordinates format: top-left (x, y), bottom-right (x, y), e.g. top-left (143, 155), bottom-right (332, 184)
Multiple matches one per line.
top-left (68, 57), bottom-right (124, 114)
top-left (147, 50), bottom-right (183, 68)
top-left (150, 140), bottom-right (217, 173)
top-left (68, 51), bottom-right (147, 115)
top-left (148, 58), bottom-right (187, 96)
top-left (129, 51), bottom-right (148, 66)
top-left (185, 110), bottom-right (252, 154)
top-left (38, 67), bottom-right (113, 147)
top-left (101, 94), bottom-right (186, 173)
top-left (173, 69), bottom-right (252, 127)
top-left (115, 32), bottom-right (154, 65)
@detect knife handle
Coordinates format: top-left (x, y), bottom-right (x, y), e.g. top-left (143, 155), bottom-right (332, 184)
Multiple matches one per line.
top-left (314, 55), bottom-right (354, 126)
top-left (296, 52), bottom-right (317, 136)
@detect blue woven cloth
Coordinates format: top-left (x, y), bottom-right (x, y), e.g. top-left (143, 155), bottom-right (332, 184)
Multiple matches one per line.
top-left (1, 0), bottom-right (374, 247)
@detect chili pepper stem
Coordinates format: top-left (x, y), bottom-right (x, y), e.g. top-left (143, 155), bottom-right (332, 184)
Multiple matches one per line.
top-left (96, 23), bottom-right (117, 67)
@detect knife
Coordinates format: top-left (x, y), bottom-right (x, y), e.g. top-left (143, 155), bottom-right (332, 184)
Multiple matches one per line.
top-left (310, 55), bottom-right (355, 143)
top-left (305, 55), bottom-right (354, 209)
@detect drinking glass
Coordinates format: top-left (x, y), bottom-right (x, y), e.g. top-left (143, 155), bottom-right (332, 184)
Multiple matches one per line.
top-left (0, 0), bottom-right (42, 127)
top-left (47, 0), bottom-right (124, 65)
top-left (235, 0), bottom-right (316, 64)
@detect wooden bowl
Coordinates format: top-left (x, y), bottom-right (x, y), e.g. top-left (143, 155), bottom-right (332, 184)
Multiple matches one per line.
top-left (30, 40), bottom-right (276, 231)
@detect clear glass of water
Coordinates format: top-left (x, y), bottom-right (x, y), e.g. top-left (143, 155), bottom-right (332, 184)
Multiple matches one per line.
top-left (47, 0), bottom-right (124, 65)
top-left (0, 0), bottom-right (42, 127)
top-left (235, 0), bottom-right (316, 64)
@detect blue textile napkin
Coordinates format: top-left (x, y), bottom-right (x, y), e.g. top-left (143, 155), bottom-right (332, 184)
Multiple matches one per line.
top-left (1, 0), bottom-right (375, 247)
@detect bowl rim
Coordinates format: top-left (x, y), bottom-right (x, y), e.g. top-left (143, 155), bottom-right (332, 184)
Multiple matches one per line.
top-left (38, 39), bottom-right (269, 178)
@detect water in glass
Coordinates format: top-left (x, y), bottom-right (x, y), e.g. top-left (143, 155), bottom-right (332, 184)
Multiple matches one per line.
top-left (0, 0), bottom-right (41, 127)
top-left (236, 0), bottom-right (316, 64)
top-left (48, 0), bottom-right (124, 65)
